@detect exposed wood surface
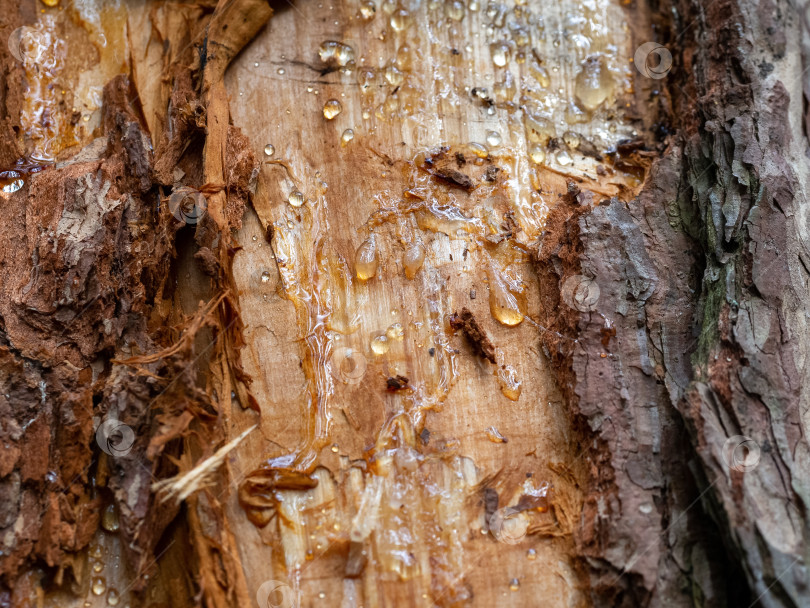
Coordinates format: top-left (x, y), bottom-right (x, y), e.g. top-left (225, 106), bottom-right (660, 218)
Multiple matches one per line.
top-left (219, 0), bottom-right (649, 606)
top-left (4, 0), bottom-right (810, 607)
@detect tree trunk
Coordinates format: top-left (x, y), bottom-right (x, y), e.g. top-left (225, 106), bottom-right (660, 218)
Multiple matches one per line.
top-left (0, 0), bottom-right (807, 606)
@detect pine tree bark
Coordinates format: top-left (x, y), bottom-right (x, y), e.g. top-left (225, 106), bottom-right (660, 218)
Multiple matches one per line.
top-left (0, 0), bottom-right (808, 606)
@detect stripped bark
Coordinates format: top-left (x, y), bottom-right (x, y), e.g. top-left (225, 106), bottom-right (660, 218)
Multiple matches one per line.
top-left (0, 0), bottom-right (808, 606)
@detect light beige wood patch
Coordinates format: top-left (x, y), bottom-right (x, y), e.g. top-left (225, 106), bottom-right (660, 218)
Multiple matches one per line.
top-left (220, 0), bottom-right (646, 604)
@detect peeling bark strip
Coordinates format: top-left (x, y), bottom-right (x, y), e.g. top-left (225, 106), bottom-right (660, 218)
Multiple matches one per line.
top-left (0, 0), bottom-right (271, 605)
top-left (0, 76), bottom-right (180, 596)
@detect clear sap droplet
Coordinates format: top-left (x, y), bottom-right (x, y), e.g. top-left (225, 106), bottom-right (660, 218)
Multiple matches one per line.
top-left (386, 323), bottom-right (404, 341)
top-left (563, 131), bottom-right (581, 149)
top-left (101, 503), bottom-right (119, 532)
top-left (446, 0), bottom-right (465, 20)
top-left (402, 242), bottom-right (425, 279)
top-left (467, 142), bottom-right (489, 159)
top-left (531, 63), bottom-right (550, 88)
top-left (91, 577), bottom-right (107, 596)
top-left (0, 171), bottom-right (24, 194)
top-left (509, 578), bottom-right (520, 591)
top-left (396, 45), bottom-right (414, 70)
top-left (556, 150), bottom-right (572, 166)
top-left (488, 266), bottom-right (526, 326)
top-left (486, 131), bottom-right (502, 147)
top-left (390, 8), bottom-right (411, 31)
top-left (565, 102), bottom-right (589, 125)
top-left (489, 41), bottom-right (511, 67)
top-left (106, 588), bottom-right (120, 606)
top-left (526, 548), bottom-right (537, 560)
top-left (357, 67), bottom-right (376, 93)
top-left (288, 190), bottom-right (305, 207)
top-left (261, 270), bottom-right (271, 283)
top-left (513, 26), bottom-right (530, 47)
top-left (323, 99), bottom-right (343, 120)
top-left (574, 54), bottom-right (614, 112)
top-left (497, 365), bottom-right (522, 401)
top-left (486, 2), bottom-right (506, 24)
top-left (371, 334), bottom-right (390, 355)
top-left (486, 426), bottom-right (507, 443)
top-left (384, 64), bottom-right (404, 86)
top-left (383, 94), bottom-right (399, 115)
top-left (493, 71), bottom-right (516, 103)
top-left (355, 236), bottom-right (379, 280)
top-left (341, 129), bottom-right (355, 146)
top-left (319, 41), bottom-right (355, 67)
top-left (263, 144), bottom-right (275, 156)
top-left (528, 144), bottom-right (545, 164)
top-left (525, 113), bottom-right (554, 145)
top-left (360, 0), bottom-right (376, 19)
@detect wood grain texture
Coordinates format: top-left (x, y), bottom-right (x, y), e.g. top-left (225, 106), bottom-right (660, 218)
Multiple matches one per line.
top-left (218, 0), bottom-right (649, 605)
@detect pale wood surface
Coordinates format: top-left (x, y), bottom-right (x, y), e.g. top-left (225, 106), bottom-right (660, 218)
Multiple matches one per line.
top-left (219, 0), bottom-right (645, 605)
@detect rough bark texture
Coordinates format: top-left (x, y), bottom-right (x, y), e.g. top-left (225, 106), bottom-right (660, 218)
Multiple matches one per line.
top-left (672, 0), bottom-right (810, 603)
top-left (0, 1), bottom-right (270, 606)
top-left (0, 0), bottom-right (809, 606)
top-left (530, 0), bottom-right (810, 605)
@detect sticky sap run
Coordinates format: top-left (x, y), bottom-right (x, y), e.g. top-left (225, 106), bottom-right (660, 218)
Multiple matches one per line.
top-left (15, 1), bottom-right (128, 165)
top-left (232, 0), bottom-right (651, 587)
top-left (265, 444), bottom-right (555, 604)
top-left (240, 149), bottom-right (555, 586)
top-left (254, 152), bottom-right (533, 441)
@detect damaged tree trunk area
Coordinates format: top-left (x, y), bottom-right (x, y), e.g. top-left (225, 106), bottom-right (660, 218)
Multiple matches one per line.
top-left (0, 0), bottom-right (808, 606)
